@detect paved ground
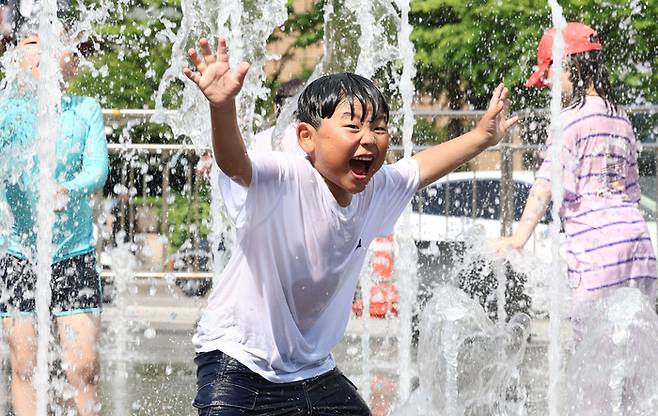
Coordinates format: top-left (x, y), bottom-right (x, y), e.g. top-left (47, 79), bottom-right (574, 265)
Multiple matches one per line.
top-left (100, 279), bottom-right (556, 340)
top-left (0, 279), bottom-right (552, 416)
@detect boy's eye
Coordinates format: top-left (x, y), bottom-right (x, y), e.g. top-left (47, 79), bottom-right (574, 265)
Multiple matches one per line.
top-left (346, 124), bottom-right (359, 130)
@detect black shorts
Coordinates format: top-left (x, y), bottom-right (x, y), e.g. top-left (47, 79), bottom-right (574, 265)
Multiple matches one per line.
top-left (0, 252), bottom-right (102, 317)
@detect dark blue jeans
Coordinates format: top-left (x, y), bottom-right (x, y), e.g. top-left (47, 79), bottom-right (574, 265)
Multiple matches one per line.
top-left (193, 350), bottom-right (371, 415)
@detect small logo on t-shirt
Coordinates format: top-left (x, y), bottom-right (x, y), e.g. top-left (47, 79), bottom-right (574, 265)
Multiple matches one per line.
top-left (355, 238), bottom-right (362, 250)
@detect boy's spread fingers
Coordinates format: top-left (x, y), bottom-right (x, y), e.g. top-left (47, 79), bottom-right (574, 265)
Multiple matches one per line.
top-left (489, 83), bottom-right (504, 108)
top-left (199, 39), bottom-right (215, 63)
top-left (233, 62), bottom-right (250, 85)
top-left (501, 87), bottom-right (509, 101)
top-left (217, 37), bottom-right (229, 62)
top-left (506, 116), bottom-right (520, 129)
top-left (182, 67), bottom-right (199, 84)
top-left (188, 49), bottom-right (205, 71)
top-left (488, 99), bottom-right (504, 117)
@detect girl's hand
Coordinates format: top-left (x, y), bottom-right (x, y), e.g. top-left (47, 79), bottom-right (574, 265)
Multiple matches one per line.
top-left (475, 83), bottom-right (519, 147)
top-left (183, 37), bottom-right (250, 109)
top-left (490, 236), bottom-right (525, 255)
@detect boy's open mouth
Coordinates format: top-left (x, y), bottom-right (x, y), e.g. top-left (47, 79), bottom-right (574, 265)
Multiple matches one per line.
top-left (349, 155), bottom-right (374, 179)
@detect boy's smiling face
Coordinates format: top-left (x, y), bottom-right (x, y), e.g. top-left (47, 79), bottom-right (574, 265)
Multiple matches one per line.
top-left (298, 98), bottom-right (389, 207)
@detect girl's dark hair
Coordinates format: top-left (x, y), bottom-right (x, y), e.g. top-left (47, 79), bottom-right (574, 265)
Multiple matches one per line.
top-left (296, 73), bottom-right (389, 128)
top-left (7, 5), bottom-right (75, 46)
top-left (566, 50), bottom-right (618, 114)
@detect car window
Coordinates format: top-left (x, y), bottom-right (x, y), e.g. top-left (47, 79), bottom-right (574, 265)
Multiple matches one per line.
top-left (414, 180), bottom-right (474, 217)
top-left (513, 181), bottom-right (552, 224)
top-left (413, 180), bottom-right (484, 218)
top-left (414, 177), bottom-right (552, 224)
top-left (413, 183), bottom-right (446, 215)
top-left (513, 182), bottom-right (530, 222)
top-left (475, 180), bottom-right (500, 220)
top-left (448, 181), bottom-right (474, 217)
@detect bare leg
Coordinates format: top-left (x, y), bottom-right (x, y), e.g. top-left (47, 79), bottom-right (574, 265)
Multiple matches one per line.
top-left (56, 313), bottom-right (101, 416)
top-left (2, 317), bottom-right (37, 416)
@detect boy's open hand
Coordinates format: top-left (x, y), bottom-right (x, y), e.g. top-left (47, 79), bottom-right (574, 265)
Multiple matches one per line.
top-left (183, 37), bottom-right (250, 109)
top-left (475, 83), bottom-right (519, 147)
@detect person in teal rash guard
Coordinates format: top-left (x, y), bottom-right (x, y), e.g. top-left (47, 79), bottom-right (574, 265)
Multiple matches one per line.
top-left (0, 28), bottom-right (108, 416)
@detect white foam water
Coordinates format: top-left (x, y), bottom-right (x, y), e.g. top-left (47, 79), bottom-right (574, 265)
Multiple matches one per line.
top-left (566, 288), bottom-right (658, 415)
top-left (393, 285), bottom-right (530, 416)
top-left (107, 239), bottom-right (138, 416)
top-left (545, 3), bottom-right (568, 415)
top-left (34, 3), bottom-right (64, 413)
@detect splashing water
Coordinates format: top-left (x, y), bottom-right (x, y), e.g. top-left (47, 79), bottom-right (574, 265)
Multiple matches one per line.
top-left (545, 2), bottom-right (567, 415)
top-left (393, 285), bottom-right (530, 416)
top-left (394, 0), bottom-right (418, 401)
top-left (154, 0), bottom-right (288, 293)
top-left (34, 3), bottom-right (64, 413)
top-left (0, 2), bottom-right (111, 413)
top-left (566, 288), bottom-right (658, 415)
top-left (0, 1), bottom-right (655, 415)
top-left (153, 0), bottom-right (288, 149)
top-left (107, 239), bottom-right (138, 416)
top-left (272, 0), bottom-right (406, 150)
top-left (393, 225), bottom-right (535, 415)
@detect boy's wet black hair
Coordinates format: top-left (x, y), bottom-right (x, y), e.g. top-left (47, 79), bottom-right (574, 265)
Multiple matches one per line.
top-left (566, 50), bottom-right (618, 114)
top-left (296, 73), bottom-right (389, 128)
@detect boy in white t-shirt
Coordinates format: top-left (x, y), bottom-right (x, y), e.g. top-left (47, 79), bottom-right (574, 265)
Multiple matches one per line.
top-left (183, 37), bottom-right (518, 415)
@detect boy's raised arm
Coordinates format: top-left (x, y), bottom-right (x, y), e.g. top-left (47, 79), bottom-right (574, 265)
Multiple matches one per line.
top-left (184, 37), bottom-right (253, 186)
top-left (413, 83), bottom-right (519, 189)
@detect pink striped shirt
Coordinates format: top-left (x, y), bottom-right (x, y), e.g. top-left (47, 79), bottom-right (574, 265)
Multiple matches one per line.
top-left (536, 96), bottom-right (656, 301)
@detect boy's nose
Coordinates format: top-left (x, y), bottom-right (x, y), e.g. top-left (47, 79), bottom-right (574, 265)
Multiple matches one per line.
top-left (360, 133), bottom-right (376, 144)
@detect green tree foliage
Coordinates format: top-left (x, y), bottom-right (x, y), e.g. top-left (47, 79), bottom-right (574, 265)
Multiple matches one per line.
top-left (411, 0), bottom-right (658, 111)
top-left (67, 0), bottom-right (655, 145)
top-left (69, 1), bottom-right (182, 143)
top-left (71, 0), bottom-right (182, 109)
top-left (267, 0), bottom-right (324, 84)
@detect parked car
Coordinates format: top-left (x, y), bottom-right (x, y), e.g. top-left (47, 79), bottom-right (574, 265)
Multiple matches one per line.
top-left (409, 170), bottom-right (658, 322)
top-left (410, 171), bottom-right (552, 321)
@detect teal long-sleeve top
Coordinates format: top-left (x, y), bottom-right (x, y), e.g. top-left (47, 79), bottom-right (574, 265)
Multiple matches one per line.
top-left (0, 94), bottom-right (109, 263)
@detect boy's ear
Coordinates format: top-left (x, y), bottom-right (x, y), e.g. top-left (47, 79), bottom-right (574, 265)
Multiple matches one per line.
top-left (297, 122), bottom-right (315, 154)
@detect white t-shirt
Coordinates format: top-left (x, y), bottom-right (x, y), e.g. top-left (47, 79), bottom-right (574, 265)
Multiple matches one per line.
top-left (193, 152), bottom-right (420, 382)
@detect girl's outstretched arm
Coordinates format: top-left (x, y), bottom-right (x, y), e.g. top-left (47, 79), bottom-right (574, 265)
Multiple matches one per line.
top-left (184, 37), bottom-right (252, 186)
top-left (413, 83), bottom-right (519, 189)
top-left (494, 178), bottom-right (552, 252)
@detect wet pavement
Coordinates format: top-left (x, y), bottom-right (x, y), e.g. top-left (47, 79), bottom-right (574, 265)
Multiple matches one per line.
top-left (0, 279), bottom-right (551, 415)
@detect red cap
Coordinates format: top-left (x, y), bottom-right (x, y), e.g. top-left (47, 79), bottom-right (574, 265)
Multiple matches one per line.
top-left (525, 22), bottom-right (602, 88)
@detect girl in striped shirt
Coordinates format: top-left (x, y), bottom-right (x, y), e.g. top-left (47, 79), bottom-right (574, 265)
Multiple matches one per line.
top-left (497, 22), bottom-right (656, 334)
